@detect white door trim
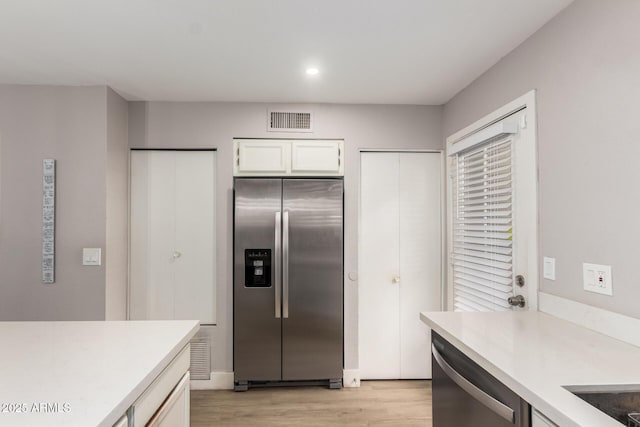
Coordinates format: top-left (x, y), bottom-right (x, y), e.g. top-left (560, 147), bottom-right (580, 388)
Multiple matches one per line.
top-left (445, 90), bottom-right (539, 311)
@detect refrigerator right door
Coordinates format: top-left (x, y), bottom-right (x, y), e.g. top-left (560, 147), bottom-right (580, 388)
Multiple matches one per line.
top-left (282, 179), bottom-right (344, 381)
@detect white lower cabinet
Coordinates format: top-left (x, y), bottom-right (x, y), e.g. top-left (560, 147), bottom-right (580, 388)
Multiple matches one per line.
top-left (532, 408), bottom-right (558, 427)
top-left (112, 415), bottom-right (127, 427)
top-left (126, 344), bottom-right (191, 427)
top-left (147, 372), bottom-right (190, 427)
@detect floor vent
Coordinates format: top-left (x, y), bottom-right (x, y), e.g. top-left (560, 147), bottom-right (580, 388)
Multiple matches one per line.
top-left (190, 336), bottom-right (211, 380)
top-left (268, 110), bottom-right (313, 132)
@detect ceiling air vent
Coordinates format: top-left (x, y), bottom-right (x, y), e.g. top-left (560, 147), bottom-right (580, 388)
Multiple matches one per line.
top-left (268, 110), bottom-right (313, 133)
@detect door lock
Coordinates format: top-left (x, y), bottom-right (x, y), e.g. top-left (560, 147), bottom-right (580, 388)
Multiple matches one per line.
top-left (516, 275), bottom-right (525, 287)
top-left (508, 295), bottom-right (526, 308)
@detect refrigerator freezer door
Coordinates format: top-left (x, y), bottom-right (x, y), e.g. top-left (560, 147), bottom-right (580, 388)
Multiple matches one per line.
top-left (234, 179), bottom-right (283, 382)
top-left (282, 179), bottom-right (344, 380)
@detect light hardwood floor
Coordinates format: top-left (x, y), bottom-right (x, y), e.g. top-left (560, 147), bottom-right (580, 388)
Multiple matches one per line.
top-left (191, 380), bottom-right (432, 426)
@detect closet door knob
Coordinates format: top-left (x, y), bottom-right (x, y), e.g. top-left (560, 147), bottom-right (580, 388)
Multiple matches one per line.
top-left (392, 275), bottom-right (401, 284)
top-left (172, 251), bottom-right (182, 259)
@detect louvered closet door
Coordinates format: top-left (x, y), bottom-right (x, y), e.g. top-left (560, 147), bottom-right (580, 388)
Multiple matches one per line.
top-left (449, 107), bottom-right (534, 312)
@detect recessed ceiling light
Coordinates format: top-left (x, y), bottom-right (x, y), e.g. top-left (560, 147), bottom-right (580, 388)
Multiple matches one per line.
top-left (305, 68), bottom-right (319, 76)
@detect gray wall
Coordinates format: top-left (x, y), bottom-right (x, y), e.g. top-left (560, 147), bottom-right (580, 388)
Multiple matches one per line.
top-left (0, 85), bottom-right (108, 320)
top-left (443, 1), bottom-right (640, 318)
top-left (128, 102), bottom-right (443, 372)
top-left (105, 88), bottom-right (129, 320)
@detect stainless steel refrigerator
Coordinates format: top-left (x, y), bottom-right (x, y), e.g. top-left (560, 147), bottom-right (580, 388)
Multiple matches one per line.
top-left (233, 178), bottom-right (344, 391)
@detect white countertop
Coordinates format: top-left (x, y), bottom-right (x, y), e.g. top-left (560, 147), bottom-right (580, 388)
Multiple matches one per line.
top-left (0, 320), bottom-right (199, 427)
top-left (421, 311), bottom-right (640, 427)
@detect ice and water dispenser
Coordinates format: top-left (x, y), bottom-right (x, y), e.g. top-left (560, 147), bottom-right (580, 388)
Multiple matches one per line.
top-left (244, 249), bottom-right (271, 287)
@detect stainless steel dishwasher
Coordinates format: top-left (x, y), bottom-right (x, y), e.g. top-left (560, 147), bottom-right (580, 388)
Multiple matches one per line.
top-left (432, 332), bottom-right (531, 426)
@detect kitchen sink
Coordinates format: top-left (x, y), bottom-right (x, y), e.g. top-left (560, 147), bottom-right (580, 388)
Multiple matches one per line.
top-left (565, 385), bottom-right (640, 425)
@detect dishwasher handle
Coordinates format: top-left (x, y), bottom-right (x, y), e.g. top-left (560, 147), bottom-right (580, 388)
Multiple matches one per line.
top-left (432, 344), bottom-right (515, 424)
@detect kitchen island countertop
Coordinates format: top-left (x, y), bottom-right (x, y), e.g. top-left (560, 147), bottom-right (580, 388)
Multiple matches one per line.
top-left (421, 310), bottom-right (640, 427)
top-left (0, 320), bottom-right (199, 426)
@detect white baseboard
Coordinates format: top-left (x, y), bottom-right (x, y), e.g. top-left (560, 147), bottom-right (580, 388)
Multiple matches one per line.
top-left (539, 292), bottom-right (640, 348)
top-left (343, 369), bottom-right (361, 388)
top-left (190, 371), bottom-right (234, 390)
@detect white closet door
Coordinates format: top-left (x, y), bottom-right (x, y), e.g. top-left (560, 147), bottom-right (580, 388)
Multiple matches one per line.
top-left (130, 150), bottom-right (216, 324)
top-left (359, 152), bottom-right (400, 379)
top-left (399, 153), bottom-right (441, 379)
top-left (174, 152), bottom-right (216, 323)
top-left (360, 151), bottom-right (442, 380)
top-left (131, 151), bottom-right (176, 320)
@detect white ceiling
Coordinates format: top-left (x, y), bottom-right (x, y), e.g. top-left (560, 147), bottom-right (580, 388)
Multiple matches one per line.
top-left (0, 0), bottom-right (573, 104)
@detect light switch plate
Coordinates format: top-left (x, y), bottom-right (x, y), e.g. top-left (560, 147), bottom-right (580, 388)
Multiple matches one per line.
top-left (543, 257), bottom-right (556, 280)
top-left (83, 248), bottom-right (102, 266)
top-left (583, 263), bottom-right (612, 296)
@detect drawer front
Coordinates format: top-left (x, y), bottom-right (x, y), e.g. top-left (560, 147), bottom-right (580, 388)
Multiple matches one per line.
top-left (132, 344), bottom-right (190, 426)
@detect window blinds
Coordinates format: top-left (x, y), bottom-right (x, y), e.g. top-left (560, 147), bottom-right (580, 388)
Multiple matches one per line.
top-left (451, 137), bottom-right (514, 312)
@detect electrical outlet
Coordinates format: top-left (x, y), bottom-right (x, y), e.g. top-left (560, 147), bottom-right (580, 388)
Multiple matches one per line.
top-left (583, 263), bottom-right (612, 296)
top-left (543, 257), bottom-right (556, 280)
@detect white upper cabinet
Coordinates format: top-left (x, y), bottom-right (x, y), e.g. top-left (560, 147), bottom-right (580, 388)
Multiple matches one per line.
top-left (236, 140), bottom-right (290, 174)
top-left (234, 139), bottom-right (344, 176)
top-left (291, 140), bottom-right (342, 174)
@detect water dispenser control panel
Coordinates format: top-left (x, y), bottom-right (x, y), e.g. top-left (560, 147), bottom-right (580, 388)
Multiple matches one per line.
top-left (244, 249), bottom-right (271, 288)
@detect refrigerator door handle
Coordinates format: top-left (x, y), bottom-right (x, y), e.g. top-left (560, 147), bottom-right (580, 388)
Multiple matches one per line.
top-left (283, 211), bottom-right (290, 318)
top-left (275, 211), bottom-right (282, 318)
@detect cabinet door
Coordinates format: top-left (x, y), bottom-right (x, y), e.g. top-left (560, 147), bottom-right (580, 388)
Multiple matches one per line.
top-left (147, 372), bottom-right (190, 427)
top-left (291, 140), bottom-right (343, 175)
top-left (532, 409), bottom-right (558, 427)
top-left (112, 415), bottom-right (127, 427)
top-left (235, 140), bottom-right (290, 175)
top-left (132, 345), bottom-right (190, 426)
